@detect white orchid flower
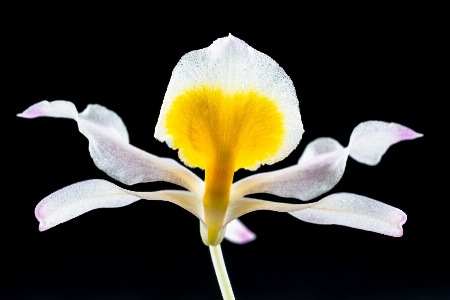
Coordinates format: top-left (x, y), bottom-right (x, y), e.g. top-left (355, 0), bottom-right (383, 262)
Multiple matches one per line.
top-left (18, 35), bottom-right (422, 300)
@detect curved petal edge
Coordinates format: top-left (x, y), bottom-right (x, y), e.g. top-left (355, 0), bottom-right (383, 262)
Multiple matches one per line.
top-left (289, 193), bottom-right (407, 237)
top-left (348, 121), bottom-right (423, 166)
top-left (18, 100), bottom-right (204, 197)
top-left (35, 179), bottom-right (140, 231)
top-left (155, 34), bottom-right (303, 170)
top-left (231, 121), bottom-right (422, 201)
top-left (35, 179), bottom-right (204, 232)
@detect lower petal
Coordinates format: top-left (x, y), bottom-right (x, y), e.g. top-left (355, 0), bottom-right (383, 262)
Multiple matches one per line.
top-left (289, 193), bottom-right (406, 237)
top-left (35, 179), bottom-right (140, 231)
top-left (225, 193), bottom-right (406, 237)
top-left (35, 179), bottom-right (203, 231)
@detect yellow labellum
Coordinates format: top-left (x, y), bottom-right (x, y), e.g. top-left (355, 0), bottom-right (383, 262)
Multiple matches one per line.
top-left (165, 85), bottom-right (285, 171)
top-left (165, 85), bottom-right (285, 244)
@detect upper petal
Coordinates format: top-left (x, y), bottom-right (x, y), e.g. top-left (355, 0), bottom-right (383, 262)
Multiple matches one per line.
top-left (231, 121), bottom-right (422, 201)
top-left (18, 100), bottom-right (204, 197)
top-left (36, 179), bottom-right (203, 231)
top-left (155, 34), bottom-right (303, 171)
top-left (231, 138), bottom-right (349, 201)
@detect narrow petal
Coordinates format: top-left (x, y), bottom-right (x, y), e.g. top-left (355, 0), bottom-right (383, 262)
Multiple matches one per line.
top-left (35, 179), bottom-right (140, 231)
top-left (36, 179), bottom-right (203, 231)
top-left (223, 219), bottom-right (256, 244)
top-left (231, 121), bottom-right (422, 201)
top-left (231, 139), bottom-right (349, 201)
top-left (135, 190), bottom-right (203, 221)
top-left (17, 100), bottom-right (79, 120)
top-left (225, 197), bottom-right (310, 224)
top-left (348, 121), bottom-right (423, 166)
top-left (225, 194), bottom-right (405, 237)
top-left (289, 193), bottom-right (406, 237)
top-left (18, 101), bottom-right (204, 197)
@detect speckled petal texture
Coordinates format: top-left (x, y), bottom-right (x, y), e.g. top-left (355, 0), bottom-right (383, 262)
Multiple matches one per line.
top-left (35, 179), bottom-right (140, 231)
top-left (289, 193), bottom-right (406, 237)
top-left (226, 193), bottom-right (406, 237)
top-left (348, 121), bottom-right (423, 166)
top-left (18, 100), bottom-right (204, 197)
top-left (35, 179), bottom-right (204, 231)
top-left (231, 138), bottom-right (349, 201)
top-left (155, 34), bottom-right (303, 169)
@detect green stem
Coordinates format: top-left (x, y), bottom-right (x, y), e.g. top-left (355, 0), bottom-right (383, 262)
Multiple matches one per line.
top-left (209, 245), bottom-right (235, 300)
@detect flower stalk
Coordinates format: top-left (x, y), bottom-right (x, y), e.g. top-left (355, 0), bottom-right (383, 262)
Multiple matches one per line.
top-left (209, 245), bottom-right (235, 300)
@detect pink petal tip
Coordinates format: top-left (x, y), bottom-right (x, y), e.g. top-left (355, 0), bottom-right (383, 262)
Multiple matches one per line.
top-left (396, 125), bottom-right (423, 141)
top-left (238, 230), bottom-right (256, 244)
top-left (38, 225), bottom-right (47, 232)
top-left (393, 212), bottom-right (407, 237)
top-left (17, 107), bottom-right (44, 119)
top-left (394, 230), bottom-right (404, 237)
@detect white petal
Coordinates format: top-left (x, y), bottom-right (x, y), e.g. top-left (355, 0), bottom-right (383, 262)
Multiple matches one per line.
top-left (35, 179), bottom-right (203, 231)
top-left (231, 138), bottom-right (349, 201)
top-left (18, 101), bottom-right (204, 197)
top-left (80, 104), bottom-right (129, 142)
top-left (225, 197), bottom-right (310, 224)
top-left (223, 219), bottom-right (256, 244)
top-left (231, 121), bottom-right (421, 201)
top-left (35, 179), bottom-right (139, 231)
top-left (297, 137), bottom-right (344, 164)
top-left (135, 189), bottom-right (203, 221)
top-left (155, 34), bottom-right (303, 167)
top-left (348, 121), bottom-right (423, 166)
top-left (225, 194), bottom-right (405, 237)
top-left (289, 193), bottom-right (406, 237)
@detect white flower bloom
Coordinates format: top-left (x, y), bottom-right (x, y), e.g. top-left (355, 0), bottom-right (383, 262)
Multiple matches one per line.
top-left (18, 35), bottom-right (421, 248)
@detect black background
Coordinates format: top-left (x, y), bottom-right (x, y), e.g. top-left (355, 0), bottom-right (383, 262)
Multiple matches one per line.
top-left (4, 4), bottom-right (441, 300)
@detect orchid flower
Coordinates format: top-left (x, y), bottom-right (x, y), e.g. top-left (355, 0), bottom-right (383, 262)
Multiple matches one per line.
top-left (18, 35), bottom-right (422, 300)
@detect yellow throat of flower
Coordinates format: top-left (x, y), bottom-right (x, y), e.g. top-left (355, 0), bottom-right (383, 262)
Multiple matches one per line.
top-left (164, 85), bottom-right (285, 244)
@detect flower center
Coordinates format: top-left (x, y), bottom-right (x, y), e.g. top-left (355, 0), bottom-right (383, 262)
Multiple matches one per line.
top-left (165, 85), bottom-right (285, 244)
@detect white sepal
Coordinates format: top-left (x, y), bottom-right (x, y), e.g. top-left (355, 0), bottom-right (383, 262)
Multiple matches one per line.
top-left (289, 193), bottom-right (406, 237)
top-left (18, 100), bottom-right (204, 197)
top-left (35, 179), bottom-right (204, 231)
